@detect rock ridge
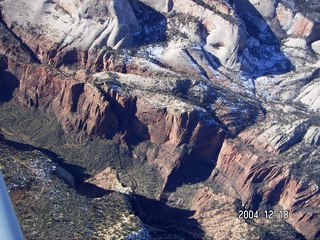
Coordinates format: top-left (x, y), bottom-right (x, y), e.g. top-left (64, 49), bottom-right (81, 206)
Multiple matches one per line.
top-left (0, 0), bottom-right (319, 238)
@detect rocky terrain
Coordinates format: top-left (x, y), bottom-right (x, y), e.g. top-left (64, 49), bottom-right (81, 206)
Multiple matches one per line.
top-left (0, 0), bottom-right (319, 239)
top-left (0, 136), bottom-right (149, 239)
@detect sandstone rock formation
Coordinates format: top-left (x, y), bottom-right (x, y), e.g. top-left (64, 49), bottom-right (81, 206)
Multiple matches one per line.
top-left (191, 187), bottom-right (260, 239)
top-left (171, 0), bottom-right (245, 69)
top-left (85, 167), bottom-right (133, 194)
top-left (139, 0), bottom-right (173, 13)
top-left (304, 126), bottom-right (320, 145)
top-left (0, 0), bottom-right (319, 239)
top-left (312, 40), bottom-right (320, 55)
top-left (7, 62), bottom-right (119, 138)
top-left (0, 0), bottom-right (140, 65)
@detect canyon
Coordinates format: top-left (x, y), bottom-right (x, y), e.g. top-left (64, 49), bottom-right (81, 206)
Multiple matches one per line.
top-left (0, 0), bottom-right (320, 239)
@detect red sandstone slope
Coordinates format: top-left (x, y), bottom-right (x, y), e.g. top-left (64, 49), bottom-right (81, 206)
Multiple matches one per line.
top-left (0, 0), bottom-right (320, 238)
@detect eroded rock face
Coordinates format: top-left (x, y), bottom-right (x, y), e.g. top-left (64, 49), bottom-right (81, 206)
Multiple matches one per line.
top-left (191, 187), bottom-right (262, 239)
top-left (279, 179), bottom-right (320, 240)
top-left (251, 119), bottom-right (310, 154)
top-left (139, 0), bottom-right (173, 13)
top-left (0, 0), bottom-right (319, 239)
top-left (92, 73), bottom-right (231, 190)
top-left (255, 68), bottom-right (320, 112)
top-left (304, 126), bottom-right (320, 145)
top-left (135, 99), bottom-right (226, 190)
top-left (296, 79), bottom-right (320, 112)
top-left (6, 56), bottom-right (233, 195)
top-left (0, 0), bottom-right (140, 65)
top-left (276, 3), bottom-right (320, 43)
top-left (0, 0), bottom-right (247, 70)
top-left (212, 140), bottom-right (290, 209)
top-left (213, 135), bottom-right (320, 239)
top-left (85, 167), bottom-right (133, 194)
top-left (210, 98), bottom-right (320, 238)
top-left (172, 0), bottom-right (246, 69)
top-left (312, 40), bottom-right (320, 55)
top-left (241, 1), bottom-right (320, 44)
top-left (7, 61), bottom-right (119, 138)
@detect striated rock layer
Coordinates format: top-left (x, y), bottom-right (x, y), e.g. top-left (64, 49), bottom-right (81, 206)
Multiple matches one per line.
top-left (213, 138), bottom-right (320, 239)
top-left (0, 0), bottom-right (319, 239)
top-left (0, 0), bottom-right (140, 66)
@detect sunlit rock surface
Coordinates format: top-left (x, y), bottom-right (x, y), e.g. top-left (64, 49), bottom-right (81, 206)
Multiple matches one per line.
top-left (0, 0), bottom-right (319, 239)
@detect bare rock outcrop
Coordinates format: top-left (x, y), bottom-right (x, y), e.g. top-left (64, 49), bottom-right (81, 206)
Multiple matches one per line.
top-left (1, 0), bottom-right (248, 70)
top-left (172, 0), bottom-right (246, 69)
top-left (312, 40), bottom-right (320, 55)
top-left (296, 78), bottom-right (320, 112)
top-left (139, 0), bottom-right (173, 13)
top-left (85, 167), bottom-right (133, 194)
top-left (191, 187), bottom-right (262, 239)
top-left (250, 119), bottom-right (310, 154)
top-left (5, 53), bottom-right (234, 196)
top-left (135, 95), bottom-right (225, 188)
top-left (279, 179), bottom-right (320, 239)
top-left (276, 3), bottom-right (320, 43)
top-left (0, 0), bottom-right (140, 65)
top-left (212, 136), bottom-right (320, 239)
top-left (304, 126), bottom-right (320, 145)
top-left (255, 68), bottom-right (320, 112)
top-left (0, 23), bottom-right (35, 64)
top-left (8, 62), bottom-right (119, 138)
top-left (5, 51), bottom-right (263, 199)
top-left (241, 1), bottom-right (320, 44)
top-left (210, 97), bottom-right (320, 238)
top-left (0, 0), bottom-right (320, 238)
top-left (92, 73), bottom-right (230, 190)
top-left (212, 139), bottom-right (291, 209)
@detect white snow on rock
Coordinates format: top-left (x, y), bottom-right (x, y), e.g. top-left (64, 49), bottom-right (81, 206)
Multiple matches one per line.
top-left (297, 80), bottom-right (320, 112)
top-left (304, 126), bottom-right (320, 145)
top-left (311, 40), bottom-right (320, 55)
top-left (283, 38), bottom-right (308, 49)
top-left (0, 0), bottom-right (140, 62)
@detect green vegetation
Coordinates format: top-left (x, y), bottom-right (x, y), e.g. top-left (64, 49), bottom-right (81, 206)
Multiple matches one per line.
top-left (0, 141), bottom-right (143, 239)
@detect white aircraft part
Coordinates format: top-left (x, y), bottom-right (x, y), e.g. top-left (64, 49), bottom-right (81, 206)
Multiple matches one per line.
top-left (0, 171), bottom-right (24, 240)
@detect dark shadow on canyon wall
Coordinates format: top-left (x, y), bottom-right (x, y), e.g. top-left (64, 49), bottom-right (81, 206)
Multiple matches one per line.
top-left (1, 137), bottom-right (203, 238)
top-left (1, 138), bottom-right (91, 185)
top-left (133, 2), bottom-right (167, 46)
top-left (163, 131), bottom-right (225, 195)
top-left (130, 194), bottom-right (204, 239)
top-left (234, 0), bottom-right (294, 77)
top-left (163, 153), bottom-right (217, 195)
top-left (76, 182), bottom-right (111, 198)
top-left (0, 71), bottom-right (19, 102)
top-left (98, 84), bottom-right (151, 145)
